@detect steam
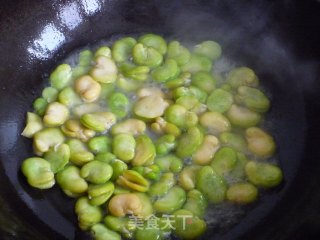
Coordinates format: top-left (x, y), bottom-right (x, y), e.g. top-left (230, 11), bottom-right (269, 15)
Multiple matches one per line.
top-left (157, 0), bottom-right (318, 94)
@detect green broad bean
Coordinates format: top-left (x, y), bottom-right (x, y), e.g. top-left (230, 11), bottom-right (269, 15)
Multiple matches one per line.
top-left (181, 53), bottom-right (212, 73)
top-left (132, 135), bottom-right (156, 166)
top-left (49, 64), bottom-right (72, 90)
top-left (227, 67), bottom-right (259, 88)
top-left (227, 104), bottom-right (261, 128)
top-left (229, 152), bottom-right (248, 180)
top-left (113, 185), bottom-right (131, 195)
top-left (80, 112), bottom-right (116, 132)
top-left (133, 43), bottom-right (163, 68)
top-left (72, 50), bottom-right (94, 79)
top-left (100, 82), bottom-right (115, 99)
top-left (81, 160), bottom-right (113, 184)
top-left (43, 144), bottom-right (70, 173)
top-left (226, 182), bottom-right (258, 204)
top-left (127, 169), bottom-right (145, 184)
top-left (211, 147), bottom-right (238, 175)
top-left (112, 133), bottom-right (136, 162)
top-left (176, 95), bottom-right (199, 111)
top-left (152, 59), bottom-right (180, 82)
top-left (172, 209), bottom-right (207, 240)
top-left (95, 152), bottom-right (116, 163)
top-left (167, 41), bottom-right (191, 66)
top-left (33, 97), bottom-right (48, 116)
top-left (155, 154), bottom-right (183, 173)
top-left (117, 170), bottom-right (149, 192)
top-left (207, 89), bottom-right (233, 113)
top-left (90, 56), bottom-right (118, 83)
top-left (191, 71), bottom-right (216, 93)
top-left (70, 152), bottom-right (94, 166)
top-left (108, 92), bottom-right (129, 119)
top-left (133, 165), bottom-right (161, 181)
top-left (119, 62), bottom-right (150, 81)
top-left (58, 87), bottom-right (82, 107)
top-left (157, 217), bottom-right (174, 234)
top-left (130, 166), bottom-right (144, 176)
top-left (192, 135), bottom-right (220, 165)
top-left (200, 111), bottom-right (231, 134)
top-left (56, 165), bottom-right (88, 197)
top-left (91, 223), bottom-right (121, 240)
top-left (148, 173), bottom-right (176, 198)
top-left (94, 46), bottom-right (111, 58)
top-left (246, 127), bottom-right (276, 157)
top-left (33, 128), bottom-right (65, 154)
top-left (104, 216), bottom-right (135, 239)
top-left (110, 159), bottom-right (128, 181)
top-left (183, 189), bottom-right (207, 218)
top-left (75, 75), bottom-right (102, 102)
top-left (42, 87), bottom-right (58, 103)
top-left (134, 95), bottom-right (169, 119)
top-left (66, 139), bottom-right (94, 166)
top-left (176, 126), bottom-right (203, 158)
top-left (78, 50), bottom-right (94, 65)
top-left (193, 40), bottom-right (222, 61)
top-left (21, 112), bottom-right (43, 138)
top-left (196, 166), bottom-right (227, 203)
top-left (245, 161), bottom-right (283, 188)
top-left (220, 83), bottom-right (232, 91)
top-left (66, 138), bottom-right (89, 153)
top-left (153, 186), bottom-right (186, 213)
top-left (138, 33), bottom-right (167, 55)
top-left (43, 102), bottom-right (69, 127)
top-left (237, 86), bottom-right (270, 113)
top-left (178, 165), bottom-right (202, 191)
top-left (142, 165), bottom-right (161, 181)
top-left (164, 104), bottom-right (198, 129)
top-left (112, 37), bottom-right (137, 62)
top-left (88, 136), bottom-right (111, 154)
top-left (172, 86), bottom-right (191, 99)
top-left (88, 182), bottom-right (115, 206)
top-left (151, 117), bottom-right (181, 137)
top-left (155, 134), bottom-right (176, 156)
top-left (111, 118), bottom-right (146, 136)
top-left (117, 74), bottom-right (143, 92)
top-left (75, 197), bottom-right (103, 230)
top-left (189, 86), bottom-right (208, 103)
top-left (174, 85), bottom-right (209, 103)
top-left (21, 157), bottom-right (55, 189)
top-left (135, 224), bottom-right (163, 240)
top-left (131, 165), bottom-right (146, 174)
top-left (219, 132), bottom-right (247, 152)
top-left (165, 72), bottom-right (191, 89)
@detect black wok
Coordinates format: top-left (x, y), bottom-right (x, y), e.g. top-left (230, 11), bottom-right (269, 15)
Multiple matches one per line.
top-left (0, 0), bottom-right (319, 239)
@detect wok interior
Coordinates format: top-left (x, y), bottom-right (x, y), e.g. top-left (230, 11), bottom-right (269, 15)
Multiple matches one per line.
top-left (1, 0), bottom-right (319, 239)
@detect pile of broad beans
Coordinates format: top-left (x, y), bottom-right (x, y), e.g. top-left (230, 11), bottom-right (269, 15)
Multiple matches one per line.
top-left (21, 34), bottom-right (283, 240)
